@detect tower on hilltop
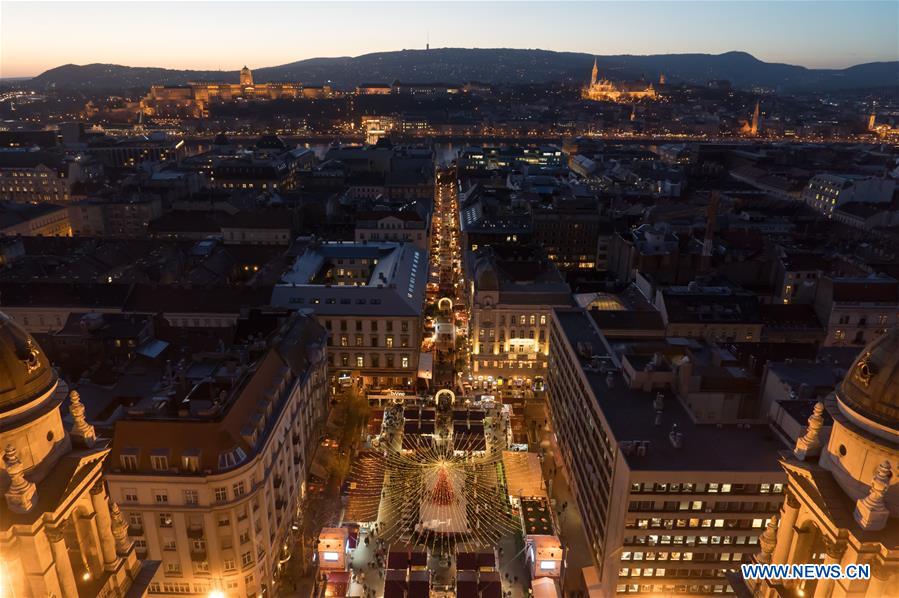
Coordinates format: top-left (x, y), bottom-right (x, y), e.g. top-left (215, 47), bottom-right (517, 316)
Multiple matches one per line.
top-left (240, 65), bottom-right (253, 87)
top-left (750, 100), bottom-right (761, 136)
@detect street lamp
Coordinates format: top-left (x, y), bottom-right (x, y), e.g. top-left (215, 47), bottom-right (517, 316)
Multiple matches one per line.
top-left (209, 591), bottom-right (226, 598)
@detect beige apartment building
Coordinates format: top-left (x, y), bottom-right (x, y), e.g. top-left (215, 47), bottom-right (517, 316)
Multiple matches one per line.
top-left (105, 314), bottom-right (329, 597)
top-left (354, 210), bottom-right (428, 251)
top-left (467, 245), bottom-right (572, 395)
top-left (272, 242), bottom-right (427, 390)
top-left (0, 151), bottom-right (82, 203)
top-left (813, 275), bottom-right (898, 347)
top-left (0, 202), bottom-right (72, 237)
top-left (654, 283), bottom-right (763, 343)
top-left (68, 195), bottom-right (163, 238)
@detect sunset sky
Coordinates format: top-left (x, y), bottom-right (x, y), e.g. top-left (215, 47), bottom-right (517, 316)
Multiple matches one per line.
top-left (2, 1), bottom-right (897, 78)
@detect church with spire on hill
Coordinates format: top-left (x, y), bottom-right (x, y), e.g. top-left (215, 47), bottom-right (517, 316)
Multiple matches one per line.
top-left (581, 57), bottom-right (659, 102)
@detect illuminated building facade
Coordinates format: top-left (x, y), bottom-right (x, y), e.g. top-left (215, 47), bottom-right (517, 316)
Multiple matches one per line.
top-left (812, 276), bottom-right (898, 347)
top-left (547, 308), bottom-right (787, 597)
top-left (868, 110), bottom-right (899, 140)
top-left (744, 329), bottom-right (899, 597)
top-left (0, 151), bottom-right (82, 203)
top-left (360, 115), bottom-right (398, 143)
top-left (142, 66), bottom-right (333, 117)
top-left (0, 201), bottom-right (72, 237)
top-left (468, 245), bottom-right (572, 400)
top-left (582, 58), bottom-right (658, 102)
top-left (271, 242), bottom-right (427, 390)
top-left (0, 312), bottom-right (149, 597)
top-left (354, 210), bottom-right (428, 251)
top-left (801, 174), bottom-right (895, 218)
top-left (105, 314), bottom-right (329, 598)
top-left (356, 83), bottom-right (392, 95)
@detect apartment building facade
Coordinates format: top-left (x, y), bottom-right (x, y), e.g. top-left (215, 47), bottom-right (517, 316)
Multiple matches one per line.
top-left (105, 315), bottom-right (329, 598)
top-left (547, 308), bottom-right (786, 597)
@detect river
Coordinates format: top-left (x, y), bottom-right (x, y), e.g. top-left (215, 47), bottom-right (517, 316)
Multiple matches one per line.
top-left (300, 142), bottom-right (465, 167)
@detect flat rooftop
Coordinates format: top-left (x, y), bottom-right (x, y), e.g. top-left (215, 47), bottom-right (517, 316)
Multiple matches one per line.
top-left (554, 308), bottom-right (785, 473)
top-left (272, 241), bottom-right (427, 316)
top-left (520, 497), bottom-right (555, 536)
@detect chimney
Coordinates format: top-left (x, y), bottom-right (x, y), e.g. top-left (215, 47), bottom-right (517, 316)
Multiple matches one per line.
top-left (669, 424), bottom-right (684, 449)
top-left (700, 191), bottom-right (719, 273)
top-left (635, 441), bottom-right (649, 457)
top-left (653, 392), bottom-right (665, 426)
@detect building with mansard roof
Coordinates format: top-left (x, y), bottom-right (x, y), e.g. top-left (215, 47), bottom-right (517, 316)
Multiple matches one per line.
top-left (104, 313), bottom-right (329, 597)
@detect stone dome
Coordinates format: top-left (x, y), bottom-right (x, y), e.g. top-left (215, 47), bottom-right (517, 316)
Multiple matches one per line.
top-left (837, 327), bottom-right (899, 431)
top-left (0, 312), bottom-right (55, 412)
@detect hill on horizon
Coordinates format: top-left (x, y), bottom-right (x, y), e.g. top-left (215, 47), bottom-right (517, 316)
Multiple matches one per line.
top-left (24, 48), bottom-right (899, 92)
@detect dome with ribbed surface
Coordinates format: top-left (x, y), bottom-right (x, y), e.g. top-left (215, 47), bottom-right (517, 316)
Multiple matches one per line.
top-left (837, 327), bottom-right (899, 431)
top-left (0, 311), bottom-right (55, 412)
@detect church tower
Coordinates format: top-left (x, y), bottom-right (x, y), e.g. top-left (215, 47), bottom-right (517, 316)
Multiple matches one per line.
top-left (743, 329), bottom-right (899, 597)
top-left (240, 65), bottom-right (253, 87)
top-left (591, 57), bottom-right (599, 87)
top-left (750, 100), bottom-right (761, 136)
top-left (0, 312), bottom-right (150, 597)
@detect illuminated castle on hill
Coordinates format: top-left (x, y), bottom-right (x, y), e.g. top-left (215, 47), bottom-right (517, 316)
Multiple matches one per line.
top-left (142, 65), bottom-right (333, 117)
top-left (582, 58), bottom-right (659, 102)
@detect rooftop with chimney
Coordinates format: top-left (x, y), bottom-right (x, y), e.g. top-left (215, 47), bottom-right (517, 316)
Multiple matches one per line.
top-left (553, 307), bottom-right (785, 472)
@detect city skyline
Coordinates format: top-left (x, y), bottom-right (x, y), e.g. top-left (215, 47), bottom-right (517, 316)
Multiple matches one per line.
top-left (2, 1), bottom-right (897, 78)
top-left (1, 2), bottom-right (899, 597)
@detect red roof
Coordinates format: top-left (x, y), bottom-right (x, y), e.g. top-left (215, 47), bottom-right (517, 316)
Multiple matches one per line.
top-left (758, 304), bottom-right (821, 326)
top-left (478, 579), bottom-right (502, 598)
top-left (408, 571), bottom-right (430, 598)
top-left (385, 569), bottom-right (408, 598)
top-left (477, 552), bottom-right (496, 568)
top-left (456, 579), bottom-right (478, 598)
top-left (356, 210), bottom-right (423, 222)
top-left (456, 552), bottom-right (478, 571)
top-left (832, 279), bottom-right (898, 302)
top-left (324, 571), bottom-right (350, 597)
top-left (388, 551), bottom-right (410, 569)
